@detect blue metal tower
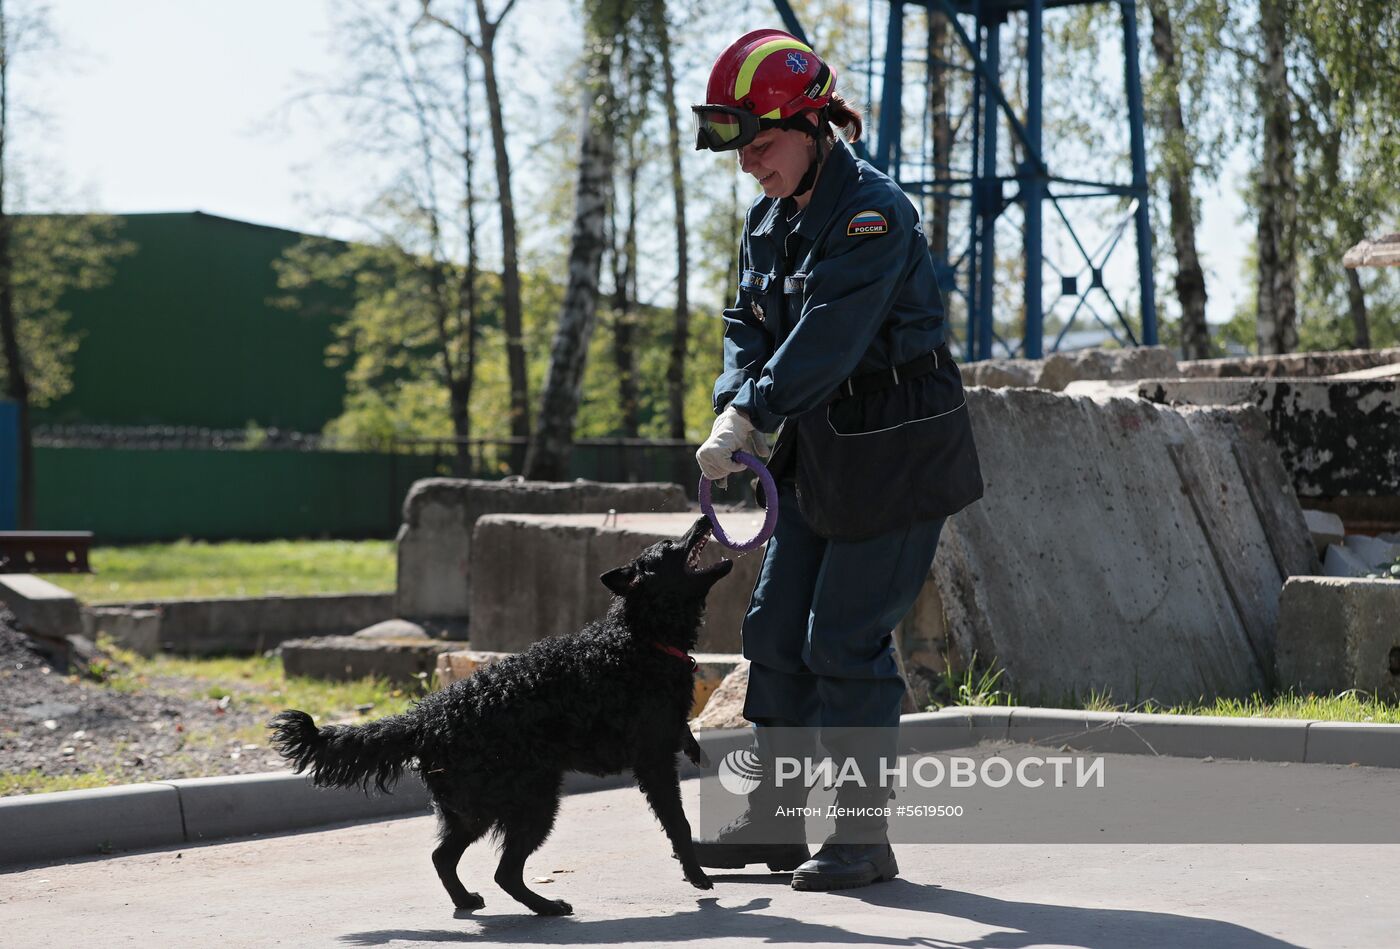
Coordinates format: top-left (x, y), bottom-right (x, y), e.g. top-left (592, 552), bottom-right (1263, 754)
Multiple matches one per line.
top-left (773, 0), bottom-right (1157, 360)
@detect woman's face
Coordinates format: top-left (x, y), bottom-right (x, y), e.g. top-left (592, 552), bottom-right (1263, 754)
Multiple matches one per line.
top-left (738, 127), bottom-right (814, 199)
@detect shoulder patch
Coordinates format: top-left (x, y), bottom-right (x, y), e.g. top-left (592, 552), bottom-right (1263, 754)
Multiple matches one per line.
top-left (847, 209), bottom-right (888, 237)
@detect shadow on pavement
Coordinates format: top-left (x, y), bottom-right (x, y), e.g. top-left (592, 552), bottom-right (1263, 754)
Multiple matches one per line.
top-left (338, 882), bottom-right (1304, 947)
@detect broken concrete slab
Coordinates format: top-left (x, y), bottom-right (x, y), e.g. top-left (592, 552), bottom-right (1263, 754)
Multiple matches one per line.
top-left (1137, 377), bottom-right (1400, 499)
top-left (1343, 533), bottom-right (1400, 568)
top-left (1332, 361), bottom-right (1400, 381)
top-left (1301, 509), bottom-right (1345, 555)
top-left (0, 574), bottom-right (82, 641)
top-left (434, 648), bottom-right (743, 719)
top-left (1178, 346), bottom-right (1400, 380)
top-left (434, 649), bottom-right (512, 688)
top-left (81, 607), bottom-right (162, 656)
top-left (394, 478), bottom-right (690, 625)
top-left (906, 388), bottom-right (1318, 706)
top-left (1343, 233), bottom-right (1400, 269)
top-left (1324, 543), bottom-right (1373, 578)
top-left (1276, 577), bottom-right (1400, 701)
top-left (279, 633), bottom-right (468, 684)
top-left (691, 654), bottom-right (745, 718)
top-left (110, 593), bottom-right (393, 656)
top-left (961, 345), bottom-right (1178, 392)
top-left (468, 511), bottom-right (765, 656)
top-left (691, 660), bottom-right (750, 730)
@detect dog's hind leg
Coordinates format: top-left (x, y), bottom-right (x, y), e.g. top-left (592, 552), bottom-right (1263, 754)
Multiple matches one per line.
top-left (634, 758), bottom-right (713, 890)
top-left (492, 780), bottom-right (571, 916)
top-left (433, 811), bottom-right (489, 911)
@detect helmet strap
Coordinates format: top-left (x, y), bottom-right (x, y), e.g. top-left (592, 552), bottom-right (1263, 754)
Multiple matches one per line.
top-left (788, 108), bottom-right (828, 199)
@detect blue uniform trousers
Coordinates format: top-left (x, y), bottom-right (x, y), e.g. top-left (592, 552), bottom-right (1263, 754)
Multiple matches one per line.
top-left (741, 481), bottom-right (945, 746)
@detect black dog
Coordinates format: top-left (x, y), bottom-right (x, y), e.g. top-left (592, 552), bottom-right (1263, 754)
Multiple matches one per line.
top-left (269, 515), bottom-right (730, 916)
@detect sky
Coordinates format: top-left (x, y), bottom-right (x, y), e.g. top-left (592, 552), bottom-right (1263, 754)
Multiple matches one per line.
top-left (25, 0), bottom-right (1250, 328)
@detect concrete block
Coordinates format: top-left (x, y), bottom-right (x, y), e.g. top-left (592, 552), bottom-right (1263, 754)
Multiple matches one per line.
top-left (961, 359), bottom-right (1041, 389)
top-left (1178, 346), bottom-right (1400, 379)
top-left (1302, 509), bottom-right (1345, 554)
top-left (168, 771), bottom-right (431, 843)
top-left (82, 607), bottom-right (162, 656)
top-left (1036, 346), bottom-right (1179, 393)
top-left (1060, 379), bottom-right (1144, 402)
top-left (280, 634), bottom-right (467, 683)
top-left (115, 593), bottom-right (394, 656)
top-left (1344, 534), bottom-right (1399, 569)
top-left (692, 654), bottom-right (745, 719)
top-left (469, 512), bottom-right (763, 656)
top-left (1276, 577), bottom-right (1400, 701)
top-left (1304, 722), bottom-right (1400, 768)
top-left (923, 389), bottom-right (1315, 706)
top-left (1137, 376), bottom-right (1400, 498)
top-left (395, 478), bottom-right (689, 623)
top-left (691, 660), bottom-right (750, 730)
top-left (435, 649), bottom-right (513, 688)
top-left (1324, 544), bottom-right (1372, 578)
top-left (0, 783), bottom-right (183, 867)
top-left (1332, 361), bottom-right (1400, 381)
top-left (963, 346), bottom-right (1177, 392)
top-left (0, 574), bottom-right (82, 640)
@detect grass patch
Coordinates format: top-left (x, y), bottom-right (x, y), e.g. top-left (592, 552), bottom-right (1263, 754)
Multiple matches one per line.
top-left (1150, 692), bottom-right (1400, 724)
top-left (37, 539), bottom-right (395, 603)
top-left (0, 768), bottom-right (132, 796)
top-left (102, 644), bottom-right (431, 722)
top-left (929, 659), bottom-right (1400, 722)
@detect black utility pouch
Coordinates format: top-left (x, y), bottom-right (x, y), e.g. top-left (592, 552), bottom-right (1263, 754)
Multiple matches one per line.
top-left (792, 359), bottom-right (984, 541)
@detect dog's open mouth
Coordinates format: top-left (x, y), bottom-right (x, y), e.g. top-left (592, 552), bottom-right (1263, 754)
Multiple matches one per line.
top-left (685, 532), bottom-right (710, 572)
top-left (684, 526), bottom-right (732, 577)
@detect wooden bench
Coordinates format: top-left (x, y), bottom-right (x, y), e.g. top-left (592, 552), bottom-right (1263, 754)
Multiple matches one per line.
top-left (0, 531), bottom-right (95, 573)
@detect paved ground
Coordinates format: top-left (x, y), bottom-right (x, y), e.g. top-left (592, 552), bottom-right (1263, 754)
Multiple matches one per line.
top-left (2, 763), bottom-right (1395, 948)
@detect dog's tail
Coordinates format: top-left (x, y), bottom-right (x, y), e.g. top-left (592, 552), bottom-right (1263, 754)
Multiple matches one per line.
top-left (268, 709), bottom-right (421, 793)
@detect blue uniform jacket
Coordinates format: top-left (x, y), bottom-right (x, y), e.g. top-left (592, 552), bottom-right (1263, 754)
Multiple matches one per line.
top-left (713, 139), bottom-right (948, 433)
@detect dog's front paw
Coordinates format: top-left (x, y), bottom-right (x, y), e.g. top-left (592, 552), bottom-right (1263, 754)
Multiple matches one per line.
top-left (453, 892), bottom-right (485, 911)
top-left (685, 868), bottom-right (714, 890)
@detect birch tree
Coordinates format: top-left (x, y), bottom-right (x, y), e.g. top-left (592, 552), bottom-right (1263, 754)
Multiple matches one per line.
top-left (419, 0), bottom-right (530, 442)
top-left (524, 0), bottom-right (622, 480)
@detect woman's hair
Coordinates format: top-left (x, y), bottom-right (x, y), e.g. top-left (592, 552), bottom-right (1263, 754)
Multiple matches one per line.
top-left (825, 93), bottom-right (864, 144)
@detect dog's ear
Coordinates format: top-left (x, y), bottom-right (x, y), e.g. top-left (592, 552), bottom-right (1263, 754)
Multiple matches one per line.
top-left (600, 565), bottom-right (641, 596)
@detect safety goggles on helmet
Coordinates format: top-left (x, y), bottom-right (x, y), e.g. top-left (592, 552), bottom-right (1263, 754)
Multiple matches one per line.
top-left (691, 105), bottom-right (763, 151)
top-left (692, 101), bottom-right (826, 153)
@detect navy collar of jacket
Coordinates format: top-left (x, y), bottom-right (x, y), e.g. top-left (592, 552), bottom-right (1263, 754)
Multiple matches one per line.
top-left (750, 139), bottom-right (858, 241)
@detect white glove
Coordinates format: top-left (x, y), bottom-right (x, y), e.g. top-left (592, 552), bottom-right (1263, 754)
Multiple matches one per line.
top-left (697, 405), bottom-right (771, 485)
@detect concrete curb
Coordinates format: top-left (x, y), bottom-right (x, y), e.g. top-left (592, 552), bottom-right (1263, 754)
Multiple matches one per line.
top-left (5, 708), bottom-right (1398, 870)
top-left (898, 707), bottom-right (1400, 768)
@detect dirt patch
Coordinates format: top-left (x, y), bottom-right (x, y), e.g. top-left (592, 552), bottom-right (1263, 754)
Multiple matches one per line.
top-left (0, 613), bottom-right (289, 790)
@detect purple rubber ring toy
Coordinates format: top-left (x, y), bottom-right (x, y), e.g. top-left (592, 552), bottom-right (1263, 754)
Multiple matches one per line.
top-left (698, 450), bottom-right (779, 551)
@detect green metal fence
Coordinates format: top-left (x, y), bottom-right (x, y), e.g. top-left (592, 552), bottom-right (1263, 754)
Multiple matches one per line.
top-left (35, 447), bottom-right (442, 542)
top-left (32, 440), bottom-right (738, 543)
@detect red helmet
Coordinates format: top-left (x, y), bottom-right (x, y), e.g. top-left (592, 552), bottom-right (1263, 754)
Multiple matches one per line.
top-left (693, 29), bottom-right (836, 151)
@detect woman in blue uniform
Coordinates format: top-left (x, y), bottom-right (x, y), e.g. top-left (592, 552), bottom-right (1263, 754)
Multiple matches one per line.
top-left (691, 29), bottom-right (983, 891)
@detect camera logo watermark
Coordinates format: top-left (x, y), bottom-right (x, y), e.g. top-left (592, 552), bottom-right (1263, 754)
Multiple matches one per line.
top-left (715, 753), bottom-right (1107, 796)
top-left (717, 749), bottom-right (765, 796)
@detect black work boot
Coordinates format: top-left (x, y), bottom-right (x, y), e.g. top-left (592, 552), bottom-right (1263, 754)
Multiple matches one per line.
top-left (790, 840), bottom-right (898, 891)
top-left (692, 729), bottom-right (812, 871)
top-left (791, 751), bottom-right (898, 891)
top-left (690, 803), bottom-right (810, 871)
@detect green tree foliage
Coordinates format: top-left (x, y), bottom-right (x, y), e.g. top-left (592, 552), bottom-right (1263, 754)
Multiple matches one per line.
top-left (1290, 0), bottom-right (1400, 350)
top-left (0, 214), bottom-right (131, 407)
